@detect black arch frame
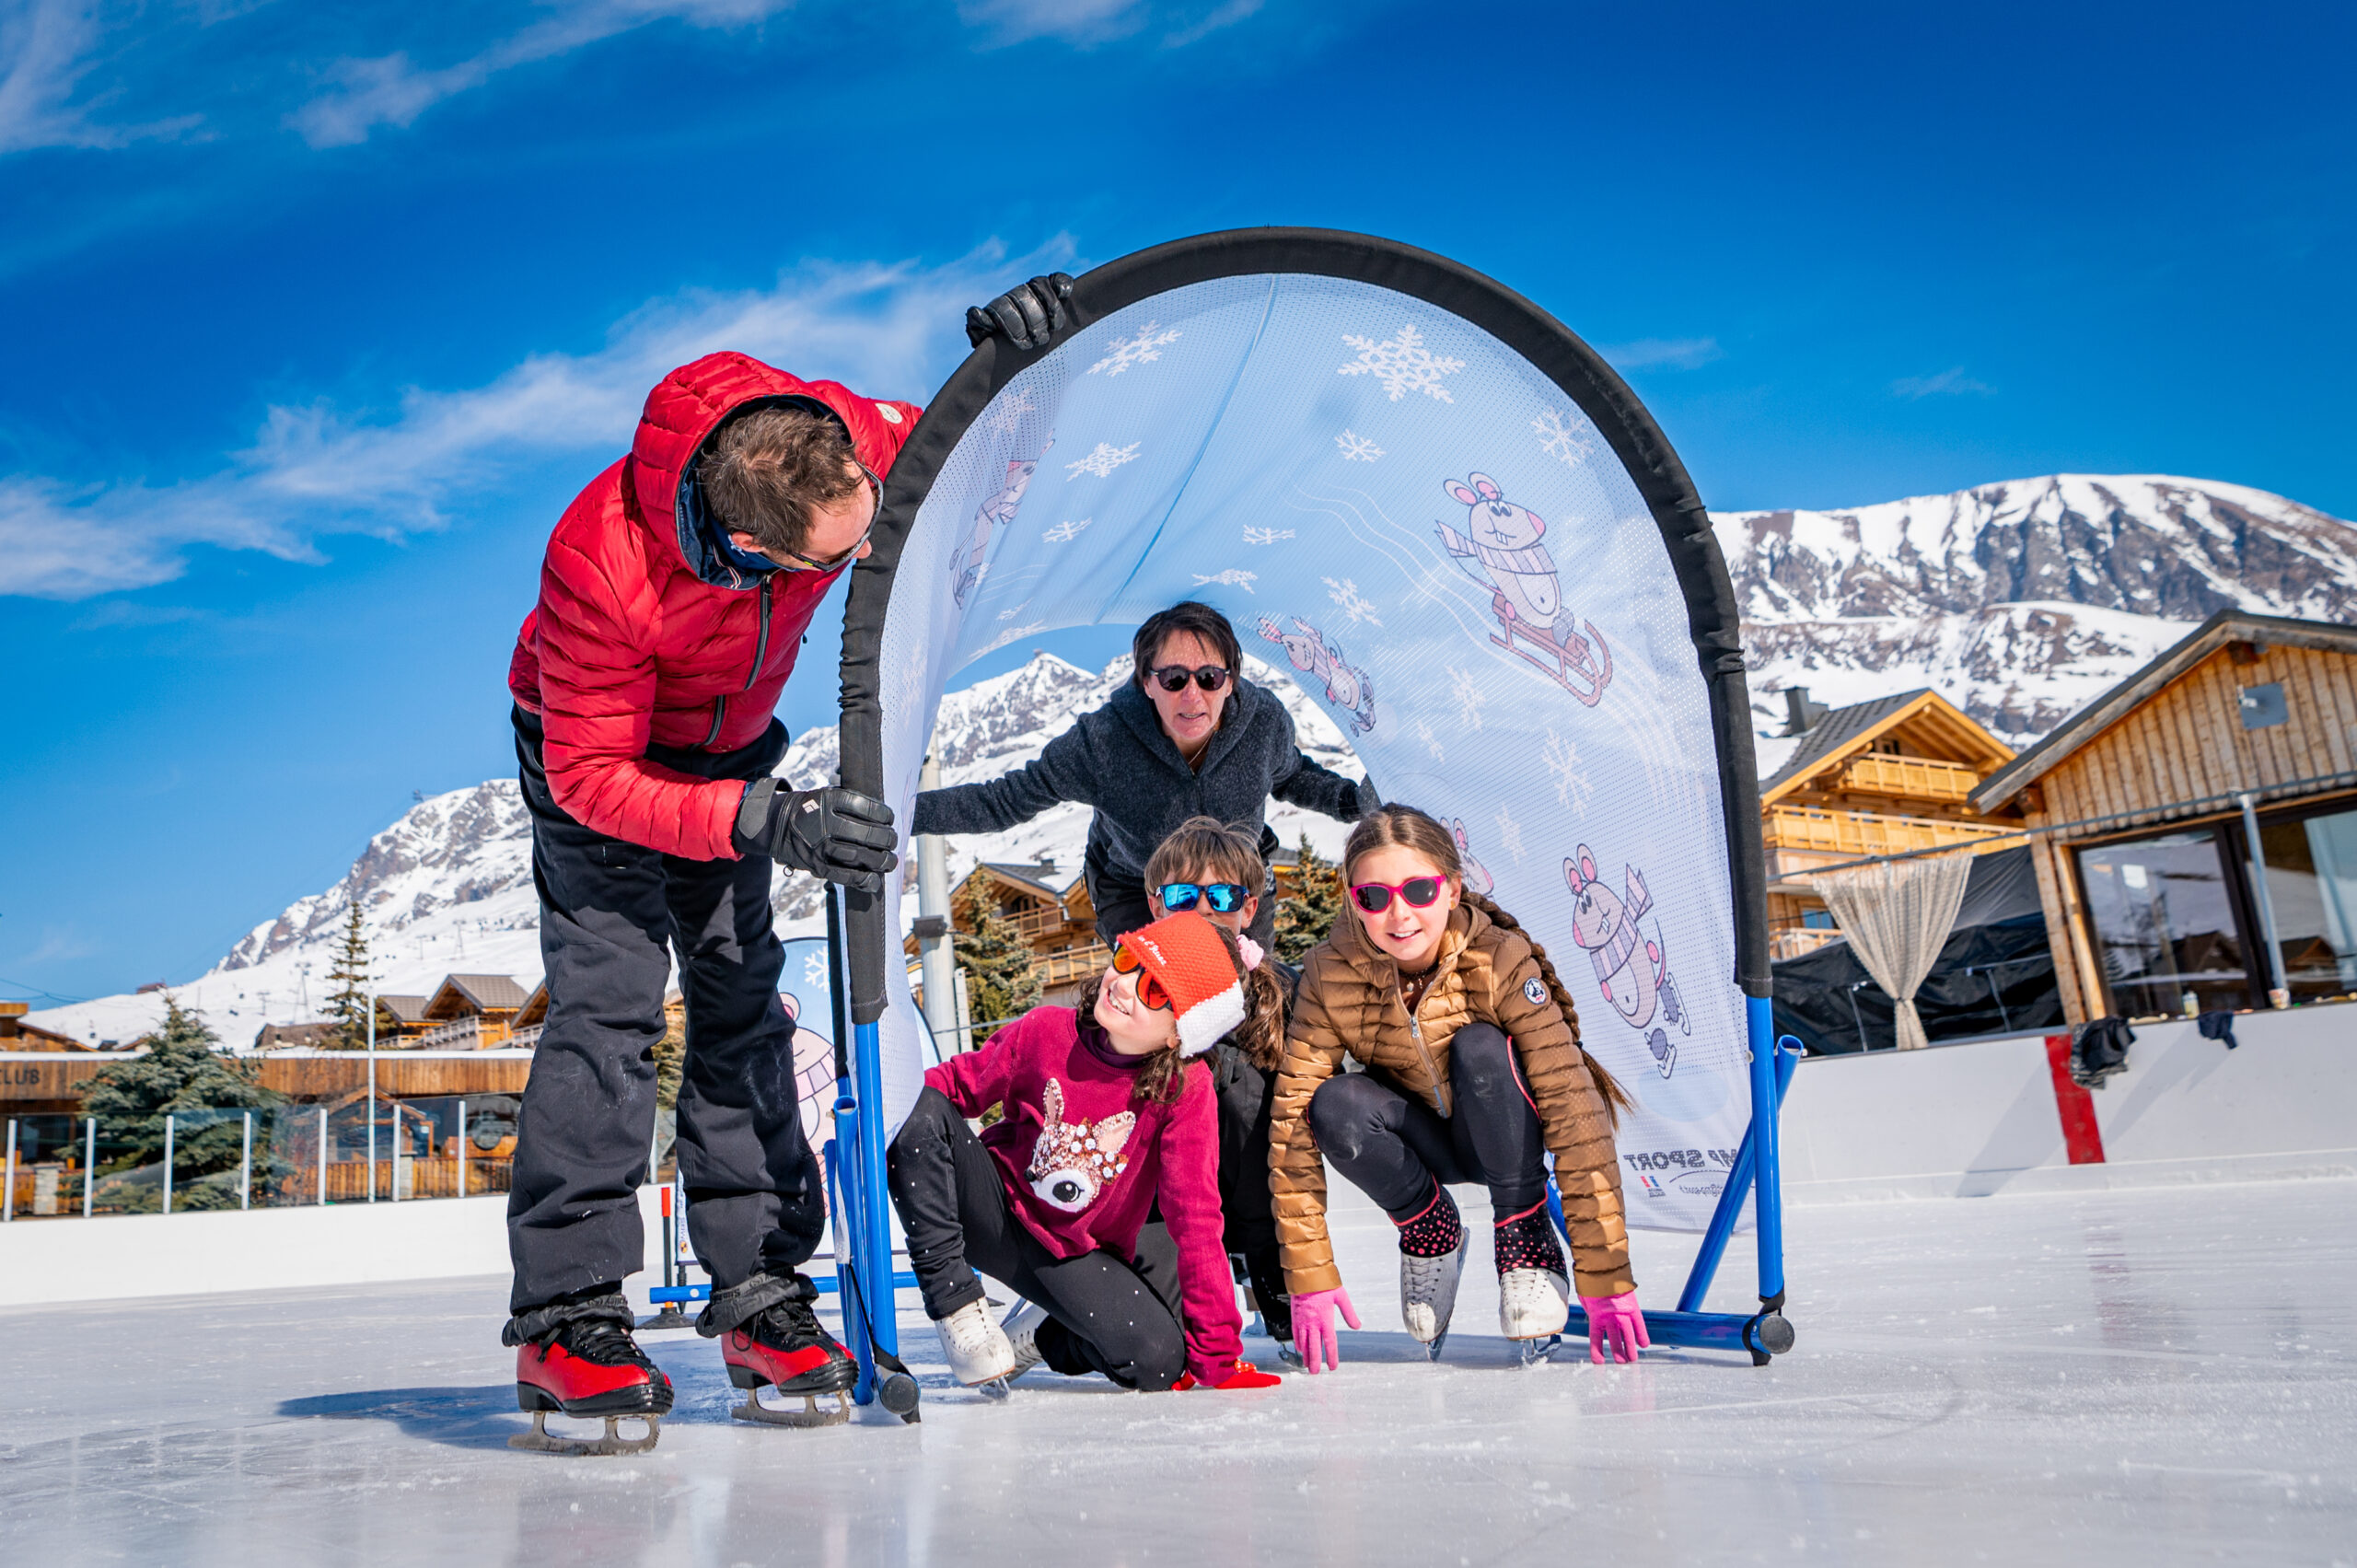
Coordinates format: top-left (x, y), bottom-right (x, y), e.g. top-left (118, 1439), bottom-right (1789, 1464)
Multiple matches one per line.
top-left (836, 227), bottom-right (1768, 1024)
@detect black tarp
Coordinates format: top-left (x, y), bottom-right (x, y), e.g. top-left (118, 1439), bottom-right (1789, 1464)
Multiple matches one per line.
top-left (1771, 845), bottom-right (2061, 1054)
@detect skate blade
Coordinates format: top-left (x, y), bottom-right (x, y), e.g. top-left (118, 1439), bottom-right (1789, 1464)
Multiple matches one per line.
top-left (1422, 1328), bottom-right (1450, 1363)
top-left (508, 1411), bottom-right (661, 1457)
top-left (1515, 1334), bottom-right (1562, 1366)
top-left (731, 1388), bottom-right (852, 1428)
top-left (973, 1376), bottom-right (1013, 1402)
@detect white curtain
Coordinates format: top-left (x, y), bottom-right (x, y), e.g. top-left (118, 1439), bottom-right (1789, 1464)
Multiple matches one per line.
top-left (1816, 854), bottom-right (1976, 1051)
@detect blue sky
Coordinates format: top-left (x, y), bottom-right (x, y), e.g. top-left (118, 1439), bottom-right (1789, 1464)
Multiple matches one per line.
top-left (1, 0), bottom-right (2350, 1003)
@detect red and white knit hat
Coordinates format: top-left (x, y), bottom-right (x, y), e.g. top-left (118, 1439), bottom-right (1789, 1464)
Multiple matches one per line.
top-left (1119, 912), bottom-right (1248, 1058)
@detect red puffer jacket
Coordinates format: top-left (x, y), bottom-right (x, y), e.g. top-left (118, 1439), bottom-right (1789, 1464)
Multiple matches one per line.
top-left (507, 352), bottom-right (920, 859)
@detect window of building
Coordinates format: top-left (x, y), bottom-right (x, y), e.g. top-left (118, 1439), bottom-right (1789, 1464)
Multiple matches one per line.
top-left (2077, 830), bottom-right (2248, 1017)
top-left (1801, 908), bottom-right (1835, 929)
top-left (2254, 805), bottom-right (2357, 1001)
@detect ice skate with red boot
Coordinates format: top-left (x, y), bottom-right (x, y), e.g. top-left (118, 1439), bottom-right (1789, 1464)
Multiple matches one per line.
top-left (713, 1272), bottom-right (860, 1428)
top-left (505, 1294), bottom-right (673, 1457)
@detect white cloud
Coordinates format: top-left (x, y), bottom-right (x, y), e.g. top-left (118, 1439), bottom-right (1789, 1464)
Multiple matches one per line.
top-left (1160, 0), bottom-right (1259, 47)
top-left (290, 0), bottom-right (792, 148)
top-left (1890, 366), bottom-right (1993, 400)
top-left (0, 238), bottom-right (1072, 598)
top-left (0, 0), bottom-right (200, 153)
top-left (1598, 336), bottom-right (1723, 371)
top-left (957, 0), bottom-right (1142, 45)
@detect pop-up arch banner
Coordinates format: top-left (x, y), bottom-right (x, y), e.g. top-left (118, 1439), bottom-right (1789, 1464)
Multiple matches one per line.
top-left (825, 232), bottom-right (1794, 1400)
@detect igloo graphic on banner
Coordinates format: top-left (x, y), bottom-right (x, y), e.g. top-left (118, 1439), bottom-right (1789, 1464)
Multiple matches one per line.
top-left (835, 234), bottom-right (1778, 1280)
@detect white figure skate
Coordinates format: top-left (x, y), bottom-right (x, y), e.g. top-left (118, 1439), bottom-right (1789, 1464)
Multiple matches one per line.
top-left (1400, 1232), bottom-right (1469, 1361)
top-left (935, 1298), bottom-right (1016, 1395)
top-left (1000, 1300), bottom-right (1050, 1388)
top-left (1499, 1267), bottom-right (1570, 1364)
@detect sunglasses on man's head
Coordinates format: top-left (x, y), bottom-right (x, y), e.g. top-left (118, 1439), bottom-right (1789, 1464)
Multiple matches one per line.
top-left (1158, 881), bottom-right (1249, 914)
top-left (1150, 664), bottom-right (1231, 693)
top-left (1109, 943), bottom-right (1172, 1010)
top-left (1349, 877), bottom-right (1448, 913)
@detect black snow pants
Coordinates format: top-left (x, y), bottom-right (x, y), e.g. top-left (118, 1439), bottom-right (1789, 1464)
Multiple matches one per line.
top-left (1306, 1022), bottom-right (1551, 1226)
top-left (506, 706), bottom-right (824, 1315)
top-left (1209, 1040), bottom-right (1291, 1342)
top-left (888, 1086), bottom-right (1189, 1390)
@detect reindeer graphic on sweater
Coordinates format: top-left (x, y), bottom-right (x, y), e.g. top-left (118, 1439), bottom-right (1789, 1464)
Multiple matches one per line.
top-left (1026, 1078), bottom-right (1137, 1214)
top-left (1563, 845), bottom-right (1689, 1079)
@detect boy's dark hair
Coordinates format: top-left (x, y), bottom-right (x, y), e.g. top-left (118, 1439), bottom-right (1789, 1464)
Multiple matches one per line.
top-left (699, 406), bottom-right (865, 556)
top-left (1131, 601), bottom-right (1243, 689)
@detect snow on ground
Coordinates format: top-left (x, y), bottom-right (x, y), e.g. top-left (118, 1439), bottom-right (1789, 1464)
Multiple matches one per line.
top-left (5, 1176), bottom-right (2351, 1565)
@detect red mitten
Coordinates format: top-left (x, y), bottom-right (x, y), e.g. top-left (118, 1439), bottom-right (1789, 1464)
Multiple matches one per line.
top-left (1176, 1356), bottom-right (1282, 1390)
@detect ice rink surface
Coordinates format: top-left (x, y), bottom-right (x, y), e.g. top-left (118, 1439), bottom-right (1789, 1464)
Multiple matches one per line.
top-left (6, 1178), bottom-right (2352, 1567)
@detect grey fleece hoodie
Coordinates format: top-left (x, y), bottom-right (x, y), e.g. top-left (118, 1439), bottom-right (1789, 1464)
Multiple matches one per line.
top-left (911, 675), bottom-right (1366, 902)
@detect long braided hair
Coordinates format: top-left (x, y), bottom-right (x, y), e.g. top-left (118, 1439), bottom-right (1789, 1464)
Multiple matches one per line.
top-left (1341, 804), bottom-right (1633, 1125)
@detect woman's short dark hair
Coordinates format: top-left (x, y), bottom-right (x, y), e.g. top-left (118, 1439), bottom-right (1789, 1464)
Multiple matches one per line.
top-left (1132, 601), bottom-right (1243, 689)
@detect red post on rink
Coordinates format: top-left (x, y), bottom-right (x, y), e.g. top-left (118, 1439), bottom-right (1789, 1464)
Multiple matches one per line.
top-left (2043, 1033), bottom-right (2107, 1165)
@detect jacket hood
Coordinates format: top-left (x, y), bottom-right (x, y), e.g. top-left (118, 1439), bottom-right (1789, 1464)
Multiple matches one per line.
top-left (626, 351), bottom-right (898, 590)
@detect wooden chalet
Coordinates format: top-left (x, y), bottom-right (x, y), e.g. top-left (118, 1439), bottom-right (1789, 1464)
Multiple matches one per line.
top-left (1761, 688), bottom-right (2025, 959)
top-left (416, 973), bottom-right (531, 1049)
top-left (372, 993), bottom-right (433, 1042)
top-left (0, 1001), bottom-right (89, 1052)
top-left (1972, 610), bottom-right (2357, 1025)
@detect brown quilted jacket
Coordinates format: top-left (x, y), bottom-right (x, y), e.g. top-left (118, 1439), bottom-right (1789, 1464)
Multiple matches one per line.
top-left (1268, 896), bottom-right (1635, 1298)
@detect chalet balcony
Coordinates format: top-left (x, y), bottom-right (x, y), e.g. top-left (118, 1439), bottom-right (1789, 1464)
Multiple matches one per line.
top-left (1830, 754), bottom-right (1980, 803)
top-left (1762, 805), bottom-right (2012, 862)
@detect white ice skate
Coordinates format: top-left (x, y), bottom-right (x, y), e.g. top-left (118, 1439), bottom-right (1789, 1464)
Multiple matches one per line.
top-left (1499, 1268), bottom-right (1570, 1363)
top-left (1400, 1233), bottom-right (1469, 1361)
top-left (1000, 1300), bottom-right (1049, 1388)
top-left (935, 1298), bottom-right (1016, 1393)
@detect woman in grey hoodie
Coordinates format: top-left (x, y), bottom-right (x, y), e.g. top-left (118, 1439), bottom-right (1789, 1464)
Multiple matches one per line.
top-left (911, 602), bottom-right (1371, 949)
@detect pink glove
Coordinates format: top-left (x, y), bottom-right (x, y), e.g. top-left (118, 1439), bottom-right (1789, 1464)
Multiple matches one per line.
top-left (1289, 1285), bottom-right (1362, 1375)
top-left (1580, 1290), bottom-right (1650, 1365)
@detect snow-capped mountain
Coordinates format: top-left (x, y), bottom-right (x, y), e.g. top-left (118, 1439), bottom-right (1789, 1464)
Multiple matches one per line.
top-left (1722, 474), bottom-right (2357, 749)
top-left (34, 472), bottom-right (2354, 1045)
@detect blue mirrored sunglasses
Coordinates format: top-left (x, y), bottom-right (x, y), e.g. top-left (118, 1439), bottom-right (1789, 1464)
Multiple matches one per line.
top-left (1158, 881), bottom-right (1249, 914)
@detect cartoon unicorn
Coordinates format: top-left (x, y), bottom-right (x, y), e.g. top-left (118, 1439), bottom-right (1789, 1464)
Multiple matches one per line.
top-left (1434, 471), bottom-right (1612, 705)
top-left (1026, 1078), bottom-right (1136, 1214)
top-left (1562, 844), bottom-right (1687, 1079)
top-left (1449, 819), bottom-right (1494, 897)
top-left (1255, 614), bottom-right (1377, 734)
top-left (953, 441), bottom-right (1050, 609)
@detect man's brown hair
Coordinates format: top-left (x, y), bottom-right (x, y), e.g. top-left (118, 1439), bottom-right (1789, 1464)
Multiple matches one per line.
top-left (700, 406), bottom-right (865, 557)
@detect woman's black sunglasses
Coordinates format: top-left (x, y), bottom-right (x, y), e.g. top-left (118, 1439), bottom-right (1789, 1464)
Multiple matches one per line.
top-left (1158, 881), bottom-right (1250, 914)
top-left (1151, 664), bottom-right (1232, 693)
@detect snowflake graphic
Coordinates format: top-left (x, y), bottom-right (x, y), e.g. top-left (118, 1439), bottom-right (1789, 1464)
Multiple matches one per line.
top-left (1338, 324), bottom-right (1466, 403)
top-left (1414, 720), bottom-right (1445, 763)
top-left (988, 389), bottom-right (1038, 437)
top-left (1323, 576), bottom-right (1383, 627)
top-left (1191, 569), bottom-right (1257, 595)
top-left (1042, 517), bottom-right (1093, 543)
top-left (803, 951), bottom-right (829, 986)
top-left (1087, 320), bottom-right (1181, 377)
top-left (890, 648), bottom-right (928, 724)
top-left (1334, 429), bottom-right (1385, 462)
top-left (1493, 803), bottom-right (1527, 864)
top-left (1446, 665), bottom-right (1487, 730)
top-left (996, 602), bottom-right (1029, 621)
top-left (1242, 526), bottom-right (1295, 546)
top-left (1064, 441), bottom-right (1140, 480)
top-left (1533, 407), bottom-right (1595, 468)
top-left (1543, 728), bottom-right (1594, 815)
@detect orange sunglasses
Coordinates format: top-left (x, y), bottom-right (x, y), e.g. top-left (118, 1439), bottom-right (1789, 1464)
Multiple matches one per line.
top-left (1109, 944), bottom-right (1172, 1011)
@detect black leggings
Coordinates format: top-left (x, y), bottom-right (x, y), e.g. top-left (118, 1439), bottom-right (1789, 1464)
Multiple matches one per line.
top-left (887, 1087), bottom-right (1188, 1391)
top-left (1306, 1023), bottom-right (1550, 1225)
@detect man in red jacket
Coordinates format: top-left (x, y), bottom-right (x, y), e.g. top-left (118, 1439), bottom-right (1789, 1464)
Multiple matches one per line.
top-left (499, 349), bottom-right (919, 1448)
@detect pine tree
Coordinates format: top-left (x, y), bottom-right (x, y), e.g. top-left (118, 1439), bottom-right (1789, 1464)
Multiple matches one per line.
top-left (1274, 833), bottom-right (1345, 965)
top-left (954, 883), bottom-right (1041, 1044)
top-left (321, 902), bottom-right (373, 1050)
top-left (82, 996), bottom-right (283, 1211)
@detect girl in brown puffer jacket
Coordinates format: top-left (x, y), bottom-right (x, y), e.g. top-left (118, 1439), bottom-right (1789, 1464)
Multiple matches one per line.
top-left (1268, 804), bottom-right (1649, 1369)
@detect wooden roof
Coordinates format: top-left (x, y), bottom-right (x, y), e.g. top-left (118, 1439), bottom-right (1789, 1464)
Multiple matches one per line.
top-left (1759, 689), bottom-right (2016, 808)
top-left (515, 981), bottom-right (548, 1028)
top-left (1972, 610), bottom-right (2357, 813)
top-left (424, 973), bottom-right (530, 1018)
top-left (374, 993), bottom-right (432, 1025)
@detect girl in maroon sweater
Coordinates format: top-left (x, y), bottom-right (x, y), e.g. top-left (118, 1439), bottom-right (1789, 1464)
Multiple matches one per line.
top-left (887, 912), bottom-right (1283, 1393)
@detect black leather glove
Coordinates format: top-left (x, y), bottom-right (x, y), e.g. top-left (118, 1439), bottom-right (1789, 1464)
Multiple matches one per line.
top-left (734, 778), bottom-right (898, 891)
top-left (965, 273), bottom-right (1075, 351)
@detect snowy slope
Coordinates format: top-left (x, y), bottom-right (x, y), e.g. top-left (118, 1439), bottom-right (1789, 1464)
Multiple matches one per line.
top-left (39, 472), bottom-right (2356, 1044)
top-left (1720, 474), bottom-right (2357, 742)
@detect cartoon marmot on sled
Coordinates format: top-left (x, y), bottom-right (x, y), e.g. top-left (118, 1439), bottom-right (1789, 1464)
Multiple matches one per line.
top-left (1564, 844), bottom-right (1688, 1079)
top-left (1434, 472), bottom-right (1612, 705)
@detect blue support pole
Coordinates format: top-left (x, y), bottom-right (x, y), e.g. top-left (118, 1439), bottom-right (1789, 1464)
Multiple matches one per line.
top-left (1676, 1036), bottom-right (1801, 1313)
top-left (1747, 993), bottom-right (1785, 1310)
top-left (824, 1132), bottom-right (878, 1403)
top-left (852, 1017), bottom-right (900, 1367)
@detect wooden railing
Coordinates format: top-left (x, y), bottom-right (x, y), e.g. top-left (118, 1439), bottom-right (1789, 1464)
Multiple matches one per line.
top-left (2, 1156), bottom-right (515, 1216)
top-left (1763, 806), bottom-right (2010, 859)
top-left (1833, 754), bottom-right (1981, 802)
top-left (1770, 926), bottom-right (1848, 961)
top-left (1036, 943), bottom-right (1112, 987)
